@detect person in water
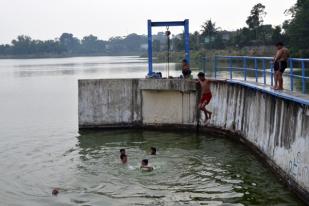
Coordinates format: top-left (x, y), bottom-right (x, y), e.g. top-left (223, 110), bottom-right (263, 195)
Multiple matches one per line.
top-left (120, 149), bottom-right (128, 164)
top-left (150, 147), bottom-right (156, 155)
top-left (197, 72), bottom-right (212, 123)
top-left (140, 159), bottom-right (153, 171)
top-left (52, 188), bottom-right (59, 196)
top-left (182, 59), bottom-right (191, 79)
top-left (273, 42), bottom-right (289, 90)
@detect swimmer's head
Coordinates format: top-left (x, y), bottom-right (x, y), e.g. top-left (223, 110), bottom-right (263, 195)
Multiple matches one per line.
top-left (120, 149), bottom-right (126, 154)
top-left (141, 159), bottom-right (149, 166)
top-left (182, 59), bottom-right (188, 66)
top-left (52, 188), bottom-right (59, 196)
top-left (150, 147), bottom-right (156, 155)
top-left (120, 154), bottom-right (127, 164)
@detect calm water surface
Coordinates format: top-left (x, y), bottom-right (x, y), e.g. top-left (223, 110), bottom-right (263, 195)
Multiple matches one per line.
top-left (0, 56), bottom-right (304, 205)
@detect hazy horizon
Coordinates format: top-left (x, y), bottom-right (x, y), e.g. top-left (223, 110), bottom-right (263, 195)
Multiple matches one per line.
top-left (0, 0), bottom-right (296, 44)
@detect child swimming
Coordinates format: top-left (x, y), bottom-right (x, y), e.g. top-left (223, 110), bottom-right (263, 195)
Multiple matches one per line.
top-left (140, 159), bottom-right (153, 172)
top-left (150, 147), bottom-right (157, 155)
top-left (120, 149), bottom-right (128, 164)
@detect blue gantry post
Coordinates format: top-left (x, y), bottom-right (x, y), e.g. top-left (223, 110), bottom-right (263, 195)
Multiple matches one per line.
top-left (147, 19), bottom-right (190, 75)
top-left (147, 20), bottom-right (153, 75)
top-left (184, 19), bottom-right (190, 64)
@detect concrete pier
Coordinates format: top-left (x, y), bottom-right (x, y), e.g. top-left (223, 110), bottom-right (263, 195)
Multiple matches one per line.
top-left (78, 79), bottom-right (197, 128)
top-left (78, 78), bottom-right (309, 202)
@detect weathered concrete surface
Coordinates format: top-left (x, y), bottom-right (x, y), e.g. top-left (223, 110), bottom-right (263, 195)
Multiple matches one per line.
top-left (142, 91), bottom-right (196, 125)
top-left (78, 79), bottom-right (141, 127)
top-left (78, 78), bottom-right (309, 202)
top-left (78, 79), bottom-right (197, 128)
top-left (206, 81), bottom-right (309, 202)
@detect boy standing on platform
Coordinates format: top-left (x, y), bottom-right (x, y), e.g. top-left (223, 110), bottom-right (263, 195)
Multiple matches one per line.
top-left (273, 42), bottom-right (289, 90)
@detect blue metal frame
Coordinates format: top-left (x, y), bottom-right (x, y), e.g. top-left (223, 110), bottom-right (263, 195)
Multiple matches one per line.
top-left (254, 58), bottom-right (258, 83)
top-left (208, 56), bottom-right (309, 94)
top-left (262, 59), bottom-right (266, 84)
top-left (243, 57), bottom-right (247, 81)
top-left (147, 19), bottom-right (190, 75)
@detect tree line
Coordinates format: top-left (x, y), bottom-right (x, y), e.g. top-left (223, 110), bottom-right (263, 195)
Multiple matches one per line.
top-left (187, 0), bottom-right (309, 57)
top-left (0, 0), bottom-right (308, 58)
top-left (0, 33), bottom-right (148, 58)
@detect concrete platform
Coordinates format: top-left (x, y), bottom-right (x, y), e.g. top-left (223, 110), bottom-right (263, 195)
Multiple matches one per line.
top-left (78, 78), bottom-right (309, 203)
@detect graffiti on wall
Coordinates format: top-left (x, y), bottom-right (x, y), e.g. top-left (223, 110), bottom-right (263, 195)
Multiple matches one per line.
top-left (289, 152), bottom-right (309, 185)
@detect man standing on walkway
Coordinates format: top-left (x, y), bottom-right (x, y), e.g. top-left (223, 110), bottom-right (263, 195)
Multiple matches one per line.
top-left (273, 42), bottom-right (289, 90)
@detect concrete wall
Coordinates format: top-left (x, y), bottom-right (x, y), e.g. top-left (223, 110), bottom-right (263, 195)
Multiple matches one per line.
top-left (78, 79), bottom-right (197, 128)
top-left (78, 79), bottom-right (141, 127)
top-left (142, 91), bottom-right (196, 125)
top-left (78, 78), bottom-right (309, 201)
top-left (206, 82), bottom-right (309, 200)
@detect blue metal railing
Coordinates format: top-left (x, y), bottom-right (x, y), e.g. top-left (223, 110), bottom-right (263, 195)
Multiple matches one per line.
top-left (202, 56), bottom-right (309, 94)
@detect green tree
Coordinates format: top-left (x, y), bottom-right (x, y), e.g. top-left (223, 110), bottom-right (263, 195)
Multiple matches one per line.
top-left (232, 28), bottom-right (252, 47)
top-left (246, 3), bottom-right (266, 29)
top-left (172, 34), bottom-right (184, 51)
top-left (271, 26), bottom-right (284, 44)
top-left (152, 39), bottom-right (161, 52)
top-left (200, 20), bottom-right (220, 49)
top-left (11, 35), bottom-right (33, 55)
top-left (284, 0), bottom-right (309, 56)
top-left (246, 3), bottom-right (266, 41)
top-left (59, 33), bottom-right (80, 54)
top-left (81, 35), bottom-right (106, 54)
top-left (190, 31), bottom-right (201, 51)
top-left (123, 33), bottom-right (147, 52)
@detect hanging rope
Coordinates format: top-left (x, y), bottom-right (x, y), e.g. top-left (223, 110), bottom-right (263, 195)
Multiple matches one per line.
top-left (165, 26), bottom-right (171, 78)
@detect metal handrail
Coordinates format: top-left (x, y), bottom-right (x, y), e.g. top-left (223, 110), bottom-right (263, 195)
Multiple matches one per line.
top-left (202, 56), bottom-right (308, 94)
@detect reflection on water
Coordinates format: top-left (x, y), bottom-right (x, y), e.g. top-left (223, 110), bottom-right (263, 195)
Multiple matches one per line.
top-left (0, 56), bottom-right (184, 79)
top-left (0, 56), bottom-right (304, 205)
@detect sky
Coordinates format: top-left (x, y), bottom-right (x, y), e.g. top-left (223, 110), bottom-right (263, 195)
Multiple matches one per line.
top-left (0, 0), bottom-right (296, 44)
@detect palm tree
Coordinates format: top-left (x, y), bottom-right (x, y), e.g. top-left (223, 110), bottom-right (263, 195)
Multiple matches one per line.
top-left (201, 20), bottom-right (220, 48)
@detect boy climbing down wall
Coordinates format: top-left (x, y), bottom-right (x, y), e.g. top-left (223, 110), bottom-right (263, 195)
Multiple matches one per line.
top-left (197, 72), bottom-right (212, 123)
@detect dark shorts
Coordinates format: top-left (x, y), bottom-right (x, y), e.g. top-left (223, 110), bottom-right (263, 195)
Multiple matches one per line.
top-left (182, 69), bottom-right (191, 76)
top-left (274, 61), bottom-right (287, 73)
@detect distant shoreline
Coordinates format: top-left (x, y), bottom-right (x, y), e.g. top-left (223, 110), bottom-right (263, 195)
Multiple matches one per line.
top-left (0, 53), bottom-right (145, 60)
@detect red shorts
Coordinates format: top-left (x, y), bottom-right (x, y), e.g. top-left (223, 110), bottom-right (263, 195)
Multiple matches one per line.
top-left (200, 92), bottom-right (212, 105)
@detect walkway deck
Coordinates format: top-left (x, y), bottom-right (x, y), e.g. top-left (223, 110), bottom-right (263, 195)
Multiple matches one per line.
top-left (227, 79), bottom-right (309, 106)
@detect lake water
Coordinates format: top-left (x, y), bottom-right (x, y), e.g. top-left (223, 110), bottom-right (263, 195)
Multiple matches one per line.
top-left (0, 56), bottom-right (304, 205)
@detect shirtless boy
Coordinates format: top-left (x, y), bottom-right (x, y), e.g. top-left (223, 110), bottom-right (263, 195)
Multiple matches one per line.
top-left (273, 42), bottom-right (289, 90)
top-left (140, 159), bottom-right (153, 172)
top-left (197, 72), bottom-right (212, 122)
top-left (120, 149), bottom-right (128, 164)
top-left (182, 59), bottom-right (192, 79)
